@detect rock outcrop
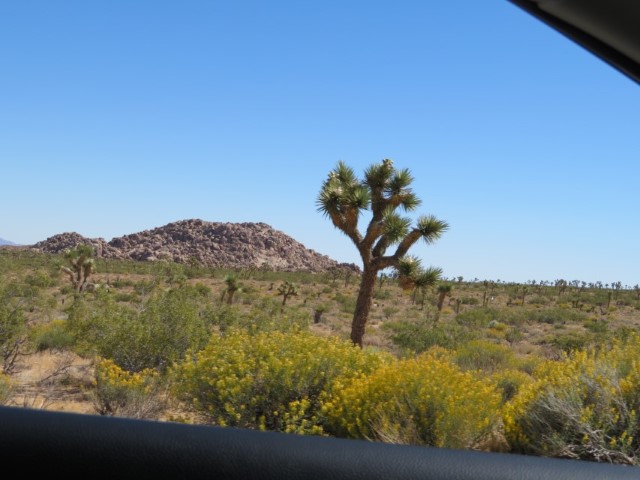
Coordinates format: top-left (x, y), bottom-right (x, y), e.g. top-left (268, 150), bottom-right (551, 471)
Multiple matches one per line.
top-left (32, 219), bottom-right (359, 273)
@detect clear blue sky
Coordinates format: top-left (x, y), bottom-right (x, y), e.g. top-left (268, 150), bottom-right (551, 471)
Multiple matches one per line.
top-left (1, 1), bottom-right (638, 286)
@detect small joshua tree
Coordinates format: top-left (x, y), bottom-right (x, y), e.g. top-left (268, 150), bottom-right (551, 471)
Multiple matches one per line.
top-left (277, 281), bottom-right (298, 306)
top-left (221, 274), bottom-right (242, 305)
top-left (436, 283), bottom-right (453, 312)
top-left (60, 245), bottom-right (96, 293)
top-left (313, 305), bottom-right (327, 324)
top-left (318, 159), bottom-right (448, 346)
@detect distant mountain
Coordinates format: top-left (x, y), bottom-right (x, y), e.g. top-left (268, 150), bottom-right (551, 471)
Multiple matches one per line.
top-left (31, 219), bottom-right (359, 273)
top-left (0, 237), bottom-right (18, 246)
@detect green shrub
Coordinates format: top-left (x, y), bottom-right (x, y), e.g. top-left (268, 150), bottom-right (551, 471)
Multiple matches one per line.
top-left (456, 308), bottom-right (500, 327)
top-left (385, 319), bottom-right (478, 353)
top-left (334, 292), bottom-right (356, 315)
top-left (193, 282), bottom-right (212, 297)
top-left (323, 349), bottom-right (502, 449)
top-left (490, 369), bottom-right (533, 403)
top-left (505, 327), bottom-right (524, 344)
top-left (584, 319), bottom-right (609, 334)
top-left (113, 292), bottom-right (137, 303)
top-left (204, 298), bottom-right (310, 334)
top-left (111, 277), bottom-right (135, 288)
top-left (547, 332), bottom-right (591, 353)
top-left (0, 283), bottom-right (29, 373)
top-left (527, 295), bottom-right (550, 306)
top-left (174, 329), bottom-right (386, 434)
top-left (67, 286), bottom-right (210, 372)
top-left (460, 296), bottom-right (479, 305)
top-left (30, 320), bottom-right (74, 352)
top-left (133, 280), bottom-right (159, 296)
top-left (529, 308), bottom-right (588, 325)
top-left (382, 306), bottom-right (399, 320)
top-left (454, 340), bottom-right (516, 373)
top-left (374, 289), bottom-right (392, 300)
top-left (0, 373), bottom-right (11, 404)
top-left (25, 271), bottom-right (57, 288)
top-left (487, 320), bottom-right (507, 331)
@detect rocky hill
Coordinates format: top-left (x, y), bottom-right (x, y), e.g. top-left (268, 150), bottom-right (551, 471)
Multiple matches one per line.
top-left (32, 219), bottom-right (358, 273)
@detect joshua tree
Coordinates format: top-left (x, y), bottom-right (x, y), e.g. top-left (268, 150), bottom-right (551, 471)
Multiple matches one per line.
top-left (313, 305), bottom-right (327, 324)
top-left (326, 266), bottom-right (341, 286)
top-left (481, 280), bottom-right (496, 308)
top-left (520, 285), bottom-right (529, 306)
top-left (60, 245), bottom-right (95, 293)
top-left (377, 273), bottom-right (388, 291)
top-left (221, 274), bottom-right (241, 305)
top-left (343, 269), bottom-right (353, 288)
top-left (555, 279), bottom-right (568, 298)
top-left (317, 159), bottom-right (448, 346)
top-left (277, 281), bottom-right (298, 306)
top-left (612, 281), bottom-right (623, 300)
top-left (436, 283), bottom-right (453, 312)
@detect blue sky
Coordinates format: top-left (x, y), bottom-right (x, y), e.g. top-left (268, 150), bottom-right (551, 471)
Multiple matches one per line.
top-left (1, 1), bottom-right (639, 285)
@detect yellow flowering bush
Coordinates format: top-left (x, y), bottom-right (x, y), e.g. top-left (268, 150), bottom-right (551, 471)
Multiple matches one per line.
top-left (173, 329), bottom-right (386, 433)
top-left (323, 349), bottom-right (502, 449)
top-left (94, 358), bottom-right (165, 419)
top-left (504, 335), bottom-right (640, 464)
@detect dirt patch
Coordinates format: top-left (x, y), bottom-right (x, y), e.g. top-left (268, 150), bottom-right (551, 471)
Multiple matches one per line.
top-left (7, 351), bottom-right (95, 414)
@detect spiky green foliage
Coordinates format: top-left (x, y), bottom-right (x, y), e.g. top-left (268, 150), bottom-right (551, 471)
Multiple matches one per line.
top-left (221, 274), bottom-right (242, 305)
top-left (436, 283), bottom-right (454, 311)
top-left (416, 267), bottom-right (443, 289)
top-left (318, 159), bottom-right (448, 346)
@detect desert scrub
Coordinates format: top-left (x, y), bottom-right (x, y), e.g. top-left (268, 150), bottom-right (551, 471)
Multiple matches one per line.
top-left (204, 298), bottom-right (310, 333)
top-left (490, 369), bottom-right (533, 403)
top-left (173, 329), bottom-right (386, 434)
top-left (385, 318), bottom-right (478, 353)
top-left (528, 308), bottom-right (588, 325)
top-left (0, 373), bottom-right (11, 404)
top-left (0, 282), bottom-right (29, 373)
top-left (504, 335), bottom-right (640, 464)
top-left (455, 308), bottom-right (501, 327)
top-left (545, 331), bottom-right (592, 354)
top-left (67, 286), bottom-right (210, 372)
top-left (94, 358), bottom-right (165, 419)
top-left (29, 319), bottom-right (74, 352)
top-left (323, 349), bottom-right (502, 449)
top-left (454, 340), bottom-right (517, 373)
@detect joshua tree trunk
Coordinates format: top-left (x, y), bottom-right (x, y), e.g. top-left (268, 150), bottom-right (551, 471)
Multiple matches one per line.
top-left (437, 292), bottom-right (447, 311)
top-left (351, 267), bottom-right (377, 347)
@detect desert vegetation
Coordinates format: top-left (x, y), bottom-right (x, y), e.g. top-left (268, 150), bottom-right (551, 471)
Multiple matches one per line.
top-left (2, 245), bottom-right (640, 466)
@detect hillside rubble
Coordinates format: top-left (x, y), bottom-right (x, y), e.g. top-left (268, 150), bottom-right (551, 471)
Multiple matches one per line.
top-left (32, 219), bottom-right (359, 273)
